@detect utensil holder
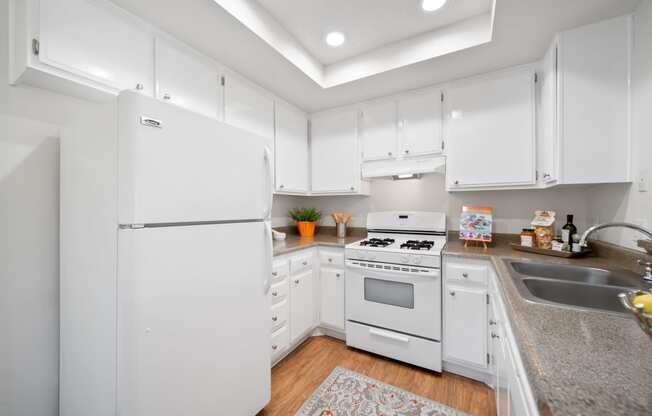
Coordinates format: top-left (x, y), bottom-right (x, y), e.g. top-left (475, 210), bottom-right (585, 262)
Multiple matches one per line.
top-left (337, 223), bottom-right (346, 238)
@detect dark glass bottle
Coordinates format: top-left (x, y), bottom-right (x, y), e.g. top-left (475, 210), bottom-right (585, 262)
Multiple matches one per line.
top-left (561, 214), bottom-right (577, 250)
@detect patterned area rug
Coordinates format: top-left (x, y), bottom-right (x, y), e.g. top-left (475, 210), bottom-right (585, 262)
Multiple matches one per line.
top-left (295, 367), bottom-right (469, 416)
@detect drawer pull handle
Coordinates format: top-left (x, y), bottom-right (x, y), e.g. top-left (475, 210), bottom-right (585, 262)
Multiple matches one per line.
top-left (272, 345), bottom-right (278, 350)
top-left (271, 271), bottom-right (278, 277)
top-left (369, 327), bottom-right (409, 343)
top-left (272, 291), bottom-right (278, 296)
top-left (462, 273), bottom-right (469, 278)
top-left (272, 316), bottom-right (278, 322)
top-left (489, 319), bottom-right (497, 325)
top-left (294, 279), bottom-right (300, 284)
top-left (491, 332), bottom-right (500, 339)
top-left (302, 261), bottom-right (308, 266)
top-left (449, 291), bottom-right (456, 296)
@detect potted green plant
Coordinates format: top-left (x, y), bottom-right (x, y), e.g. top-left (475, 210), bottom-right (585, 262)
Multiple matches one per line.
top-left (288, 207), bottom-right (321, 237)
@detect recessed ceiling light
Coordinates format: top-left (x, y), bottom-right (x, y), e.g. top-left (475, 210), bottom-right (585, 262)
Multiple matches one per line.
top-left (325, 31), bottom-right (346, 47)
top-left (421, 0), bottom-right (447, 12)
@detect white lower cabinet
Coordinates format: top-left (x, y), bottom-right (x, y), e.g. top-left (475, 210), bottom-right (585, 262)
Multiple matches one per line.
top-left (320, 268), bottom-right (344, 330)
top-left (444, 256), bottom-right (539, 415)
top-left (290, 269), bottom-right (315, 343)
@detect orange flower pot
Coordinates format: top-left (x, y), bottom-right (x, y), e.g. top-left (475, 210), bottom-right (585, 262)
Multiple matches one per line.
top-left (297, 221), bottom-right (316, 237)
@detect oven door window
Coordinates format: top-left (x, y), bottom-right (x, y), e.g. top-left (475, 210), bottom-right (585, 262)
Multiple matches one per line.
top-left (363, 277), bottom-right (414, 309)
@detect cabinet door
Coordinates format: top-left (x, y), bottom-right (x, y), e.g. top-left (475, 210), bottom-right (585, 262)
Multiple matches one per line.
top-left (310, 109), bottom-right (360, 193)
top-left (444, 69), bottom-right (536, 189)
top-left (537, 40), bottom-right (558, 185)
top-left (559, 15), bottom-right (631, 184)
top-left (320, 268), bottom-right (345, 330)
top-left (494, 324), bottom-right (510, 416)
top-left (39, 0), bottom-right (154, 95)
top-left (360, 100), bottom-right (397, 161)
top-left (275, 102), bottom-right (309, 193)
top-left (155, 37), bottom-right (222, 120)
top-left (224, 74), bottom-right (274, 140)
top-left (398, 89), bottom-right (443, 157)
top-left (290, 270), bottom-right (315, 343)
top-left (444, 285), bottom-right (487, 367)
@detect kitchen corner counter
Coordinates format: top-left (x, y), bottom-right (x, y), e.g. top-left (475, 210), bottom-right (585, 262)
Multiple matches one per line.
top-left (444, 237), bottom-right (652, 415)
top-left (273, 227), bottom-right (366, 256)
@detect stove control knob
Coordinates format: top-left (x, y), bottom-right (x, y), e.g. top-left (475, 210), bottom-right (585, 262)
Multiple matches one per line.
top-left (412, 256), bottom-right (422, 265)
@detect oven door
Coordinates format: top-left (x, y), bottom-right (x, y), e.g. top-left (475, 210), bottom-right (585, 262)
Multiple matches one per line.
top-left (345, 260), bottom-right (441, 340)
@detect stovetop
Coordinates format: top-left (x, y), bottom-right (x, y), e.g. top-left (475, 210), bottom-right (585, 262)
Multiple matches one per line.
top-left (351, 235), bottom-right (446, 254)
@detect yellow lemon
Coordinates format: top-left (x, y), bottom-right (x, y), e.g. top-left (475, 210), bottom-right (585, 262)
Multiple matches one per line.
top-left (632, 293), bottom-right (652, 314)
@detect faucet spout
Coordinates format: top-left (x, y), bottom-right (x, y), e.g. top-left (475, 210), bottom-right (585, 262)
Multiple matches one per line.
top-left (579, 222), bottom-right (652, 247)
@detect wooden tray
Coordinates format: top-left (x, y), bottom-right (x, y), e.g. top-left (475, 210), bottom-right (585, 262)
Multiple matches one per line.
top-left (509, 243), bottom-right (589, 258)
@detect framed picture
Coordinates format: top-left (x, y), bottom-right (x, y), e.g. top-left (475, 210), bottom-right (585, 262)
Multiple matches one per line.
top-left (459, 206), bottom-right (493, 243)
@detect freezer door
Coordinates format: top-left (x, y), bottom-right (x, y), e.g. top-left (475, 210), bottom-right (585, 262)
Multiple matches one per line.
top-left (117, 222), bottom-right (272, 416)
top-left (118, 91), bottom-right (273, 225)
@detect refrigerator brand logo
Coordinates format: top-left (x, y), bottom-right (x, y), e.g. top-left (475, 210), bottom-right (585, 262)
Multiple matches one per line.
top-left (139, 116), bottom-right (162, 129)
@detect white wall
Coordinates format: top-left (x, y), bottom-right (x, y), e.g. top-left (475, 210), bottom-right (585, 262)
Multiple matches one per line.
top-left (274, 174), bottom-right (593, 234)
top-left (586, 0), bottom-right (652, 250)
top-left (0, 0), bottom-right (115, 414)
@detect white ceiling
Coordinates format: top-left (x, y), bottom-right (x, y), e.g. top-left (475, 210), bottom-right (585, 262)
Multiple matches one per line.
top-left (255, 0), bottom-right (493, 65)
top-left (111, 0), bottom-right (640, 112)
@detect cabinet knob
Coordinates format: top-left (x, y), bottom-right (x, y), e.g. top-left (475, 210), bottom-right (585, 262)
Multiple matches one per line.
top-left (328, 258), bottom-right (332, 262)
top-left (404, 149), bottom-right (410, 154)
top-left (336, 273), bottom-right (341, 278)
top-left (489, 319), bottom-right (497, 325)
top-left (302, 261), bottom-right (308, 266)
top-left (388, 152), bottom-right (393, 156)
top-left (272, 344), bottom-right (278, 350)
top-left (543, 173), bottom-right (551, 178)
top-left (279, 184), bottom-right (285, 189)
top-left (462, 272), bottom-right (469, 278)
top-left (272, 316), bottom-right (278, 322)
top-left (491, 332), bottom-right (500, 339)
top-left (163, 93), bottom-right (171, 100)
top-left (350, 186), bottom-right (355, 191)
top-left (271, 271), bottom-right (278, 277)
top-left (135, 83), bottom-right (144, 91)
top-left (454, 180), bottom-right (459, 185)
top-left (294, 279), bottom-right (300, 284)
top-left (449, 291), bottom-right (456, 296)
top-left (272, 291), bottom-right (278, 296)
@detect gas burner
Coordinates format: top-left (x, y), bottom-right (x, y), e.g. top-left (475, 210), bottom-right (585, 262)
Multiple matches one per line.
top-left (400, 240), bottom-right (435, 251)
top-left (359, 238), bottom-right (395, 248)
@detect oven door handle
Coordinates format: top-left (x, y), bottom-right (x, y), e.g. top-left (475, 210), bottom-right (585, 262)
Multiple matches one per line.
top-left (369, 327), bottom-right (410, 343)
top-left (345, 260), bottom-right (440, 278)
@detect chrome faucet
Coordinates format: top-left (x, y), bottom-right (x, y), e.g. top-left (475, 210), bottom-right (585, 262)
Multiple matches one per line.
top-left (579, 222), bottom-right (652, 284)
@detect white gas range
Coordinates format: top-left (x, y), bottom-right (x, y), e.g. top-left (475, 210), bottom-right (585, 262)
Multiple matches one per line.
top-left (344, 211), bottom-right (447, 372)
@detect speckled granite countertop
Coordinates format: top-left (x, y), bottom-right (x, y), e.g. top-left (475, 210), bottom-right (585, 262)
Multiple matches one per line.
top-left (273, 226), bottom-right (366, 256)
top-left (444, 237), bottom-right (652, 416)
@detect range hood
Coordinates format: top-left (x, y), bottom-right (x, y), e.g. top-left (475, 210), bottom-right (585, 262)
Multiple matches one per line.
top-left (361, 155), bottom-right (446, 179)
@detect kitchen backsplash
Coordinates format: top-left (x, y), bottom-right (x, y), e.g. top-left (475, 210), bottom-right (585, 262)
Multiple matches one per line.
top-left (272, 174), bottom-right (596, 235)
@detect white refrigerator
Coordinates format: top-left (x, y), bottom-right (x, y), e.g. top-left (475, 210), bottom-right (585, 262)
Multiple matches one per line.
top-left (60, 91), bottom-right (273, 416)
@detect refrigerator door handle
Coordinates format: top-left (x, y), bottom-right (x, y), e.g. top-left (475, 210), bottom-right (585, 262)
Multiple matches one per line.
top-left (263, 147), bottom-right (273, 220)
top-left (263, 221), bottom-right (272, 294)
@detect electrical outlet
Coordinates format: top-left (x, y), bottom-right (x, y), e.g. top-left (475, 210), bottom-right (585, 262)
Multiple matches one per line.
top-left (638, 170), bottom-right (648, 192)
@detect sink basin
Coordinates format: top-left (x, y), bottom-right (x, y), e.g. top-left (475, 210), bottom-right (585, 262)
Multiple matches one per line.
top-left (506, 260), bottom-right (642, 314)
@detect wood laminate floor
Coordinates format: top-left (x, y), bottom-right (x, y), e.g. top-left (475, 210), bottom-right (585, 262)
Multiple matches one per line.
top-left (258, 336), bottom-right (496, 416)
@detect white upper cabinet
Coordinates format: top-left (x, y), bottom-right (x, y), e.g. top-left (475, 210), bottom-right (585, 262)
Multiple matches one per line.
top-left (398, 89), bottom-right (443, 157)
top-left (537, 39), bottom-right (559, 187)
top-left (557, 15), bottom-right (632, 184)
top-left (310, 108), bottom-right (367, 194)
top-left (444, 67), bottom-right (536, 190)
top-left (360, 100), bottom-right (398, 161)
top-left (155, 37), bottom-right (222, 120)
top-left (36, 0), bottom-right (154, 96)
top-left (275, 101), bottom-right (309, 193)
top-left (223, 72), bottom-right (275, 140)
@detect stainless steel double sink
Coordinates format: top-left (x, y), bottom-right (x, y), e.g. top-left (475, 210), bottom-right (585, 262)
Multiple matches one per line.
top-left (505, 260), bottom-right (645, 314)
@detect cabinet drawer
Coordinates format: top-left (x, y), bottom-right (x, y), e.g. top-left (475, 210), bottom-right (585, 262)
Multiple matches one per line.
top-left (270, 299), bottom-right (289, 333)
top-left (269, 279), bottom-right (289, 306)
top-left (345, 321), bottom-right (442, 372)
top-left (270, 324), bottom-right (290, 361)
top-left (446, 263), bottom-right (488, 285)
top-left (271, 259), bottom-right (289, 285)
top-left (320, 250), bottom-right (344, 267)
top-left (290, 254), bottom-right (313, 274)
